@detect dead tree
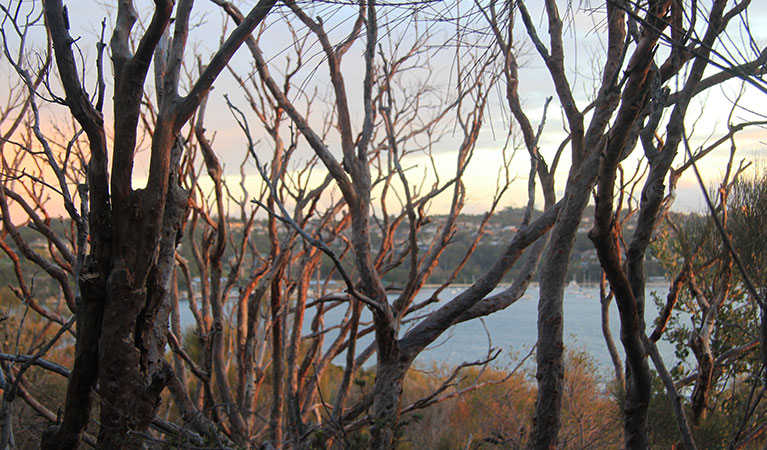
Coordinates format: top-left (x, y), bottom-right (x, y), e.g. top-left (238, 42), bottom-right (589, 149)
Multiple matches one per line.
top-left (213, 2), bottom-right (561, 448)
top-left (587, 0), bottom-right (766, 448)
top-left (3, 1), bottom-right (764, 448)
top-left (0, 0), bottom-right (278, 447)
top-left (474, 0), bottom-right (766, 448)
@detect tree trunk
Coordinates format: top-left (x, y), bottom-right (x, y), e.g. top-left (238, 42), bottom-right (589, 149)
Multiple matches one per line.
top-left (761, 306), bottom-right (767, 385)
top-left (0, 396), bottom-right (14, 449)
top-left (40, 267), bottom-right (105, 450)
top-left (622, 350), bottom-right (651, 449)
top-left (269, 271), bottom-right (286, 445)
top-left (97, 271), bottom-right (171, 448)
top-left (530, 151), bottom-right (601, 449)
top-left (601, 274), bottom-right (625, 389)
top-left (99, 166), bottom-right (186, 447)
top-left (370, 355), bottom-right (409, 449)
top-left (690, 328), bottom-right (715, 423)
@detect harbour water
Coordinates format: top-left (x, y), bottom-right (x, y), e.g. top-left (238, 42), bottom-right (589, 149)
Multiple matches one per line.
top-left (412, 283), bottom-right (680, 375)
top-left (178, 282), bottom-right (681, 377)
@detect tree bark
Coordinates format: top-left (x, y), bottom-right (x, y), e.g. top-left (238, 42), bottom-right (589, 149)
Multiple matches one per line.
top-left (38, 1), bottom-right (278, 446)
top-left (370, 357), bottom-right (409, 449)
top-left (601, 274), bottom-right (625, 389)
top-left (530, 150), bottom-right (602, 449)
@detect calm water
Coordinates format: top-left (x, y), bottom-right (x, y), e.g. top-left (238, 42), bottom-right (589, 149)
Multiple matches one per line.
top-left (178, 283), bottom-right (680, 377)
top-left (412, 284), bottom-right (680, 375)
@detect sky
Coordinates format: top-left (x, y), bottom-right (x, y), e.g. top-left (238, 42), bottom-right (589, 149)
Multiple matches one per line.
top-left (5, 1), bottom-right (767, 218)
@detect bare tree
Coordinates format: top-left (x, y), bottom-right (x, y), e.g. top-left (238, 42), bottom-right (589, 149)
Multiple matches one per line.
top-left (209, 0), bottom-right (767, 447)
top-left (470, 0), bottom-right (766, 448)
top-left (2, 1), bottom-right (766, 448)
top-left (211, 2), bottom-right (564, 448)
top-left (0, 0), bottom-right (278, 446)
top-left (585, 1), bottom-right (766, 448)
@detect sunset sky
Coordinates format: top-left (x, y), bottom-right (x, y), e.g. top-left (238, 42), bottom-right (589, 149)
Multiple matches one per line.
top-left (7, 1), bottom-right (767, 218)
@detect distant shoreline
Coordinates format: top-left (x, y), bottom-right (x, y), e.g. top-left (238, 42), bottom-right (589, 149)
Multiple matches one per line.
top-left (405, 280), bottom-right (671, 290)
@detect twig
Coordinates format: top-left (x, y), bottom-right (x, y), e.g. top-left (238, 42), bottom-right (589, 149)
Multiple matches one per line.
top-left (0, 353), bottom-right (70, 378)
top-left (682, 132), bottom-right (765, 309)
top-left (225, 96), bottom-right (381, 313)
